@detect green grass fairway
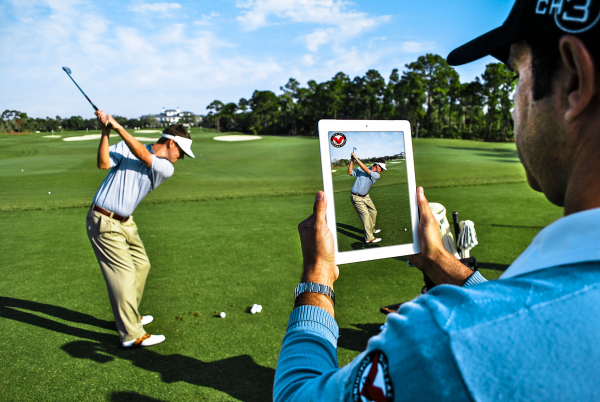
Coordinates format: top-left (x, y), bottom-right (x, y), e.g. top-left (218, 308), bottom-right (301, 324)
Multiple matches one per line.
top-left (0, 132), bottom-right (563, 401)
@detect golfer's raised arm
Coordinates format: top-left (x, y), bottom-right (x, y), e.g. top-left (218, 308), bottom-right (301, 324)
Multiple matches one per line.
top-left (95, 111), bottom-right (111, 170)
top-left (105, 114), bottom-right (153, 168)
top-left (347, 156), bottom-right (354, 175)
top-left (351, 153), bottom-right (371, 175)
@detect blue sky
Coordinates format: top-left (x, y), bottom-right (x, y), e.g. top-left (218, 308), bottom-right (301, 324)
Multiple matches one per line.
top-left (329, 131), bottom-right (405, 161)
top-left (0, 0), bottom-right (514, 119)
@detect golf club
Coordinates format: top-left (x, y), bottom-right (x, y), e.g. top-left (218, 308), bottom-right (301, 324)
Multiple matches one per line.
top-left (61, 66), bottom-right (111, 128)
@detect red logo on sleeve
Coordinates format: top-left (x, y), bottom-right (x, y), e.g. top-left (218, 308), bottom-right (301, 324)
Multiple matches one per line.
top-left (352, 351), bottom-right (394, 402)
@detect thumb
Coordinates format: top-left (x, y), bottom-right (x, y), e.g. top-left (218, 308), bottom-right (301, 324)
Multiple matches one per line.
top-left (313, 191), bottom-right (327, 226)
top-left (417, 187), bottom-right (435, 222)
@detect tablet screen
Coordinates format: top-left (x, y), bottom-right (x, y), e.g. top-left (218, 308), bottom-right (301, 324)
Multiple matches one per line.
top-left (319, 120), bottom-right (419, 265)
top-left (329, 131), bottom-right (413, 251)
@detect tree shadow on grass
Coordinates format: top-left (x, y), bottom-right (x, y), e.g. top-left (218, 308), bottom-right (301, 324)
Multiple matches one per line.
top-left (0, 296), bottom-right (117, 344)
top-left (350, 242), bottom-right (381, 250)
top-left (0, 296), bottom-right (274, 402)
top-left (336, 224), bottom-right (364, 243)
top-left (338, 324), bottom-right (383, 352)
top-left (440, 146), bottom-right (519, 160)
top-left (337, 223), bottom-right (363, 235)
top-left (63, 341), bottom-right (274, 402)
top-left (110, 392), bottom-right (167, 402)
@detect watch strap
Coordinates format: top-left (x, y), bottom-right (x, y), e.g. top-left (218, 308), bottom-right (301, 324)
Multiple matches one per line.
top-left (294, 282), bottom-right (335, 306)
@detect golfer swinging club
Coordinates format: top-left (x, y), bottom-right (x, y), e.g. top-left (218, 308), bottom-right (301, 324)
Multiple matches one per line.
top-left (347, 152), bottom-right (386, 244)
top-left (86, 111), bottom-right (194, 348)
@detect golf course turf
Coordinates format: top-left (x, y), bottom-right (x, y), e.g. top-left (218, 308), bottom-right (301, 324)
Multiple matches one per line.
top-left (0, 130), bottom-right (563, 401)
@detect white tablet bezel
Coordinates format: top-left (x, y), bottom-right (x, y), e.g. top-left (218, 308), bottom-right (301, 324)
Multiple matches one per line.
top-left (318, 120), bottom-right (420, 265)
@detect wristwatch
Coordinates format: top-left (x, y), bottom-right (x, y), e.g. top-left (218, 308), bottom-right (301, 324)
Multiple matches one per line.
top-left (294, 282), bottom-right (335, 306)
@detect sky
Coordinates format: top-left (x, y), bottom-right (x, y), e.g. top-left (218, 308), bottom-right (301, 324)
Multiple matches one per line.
top-left (0, 0), bottom-right (515, 119)
top-left (329, 131), bottom-right (405, 162)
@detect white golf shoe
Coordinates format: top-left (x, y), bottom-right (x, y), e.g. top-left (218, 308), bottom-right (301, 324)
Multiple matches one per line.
top-left (122, 333), bottom-right (165, 348)
top-left (373, 229), bottom-right (381, 234)
top-left (141, 315), bottom-right (154, 326)
top-left (367, 238), bottom-right (382, 244)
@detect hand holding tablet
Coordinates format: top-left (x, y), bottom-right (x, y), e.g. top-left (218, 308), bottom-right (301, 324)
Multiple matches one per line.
top-left (318, 120), bottom-right (420, 265)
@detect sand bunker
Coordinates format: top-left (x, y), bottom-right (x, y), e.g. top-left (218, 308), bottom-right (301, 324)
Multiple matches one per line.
top-left (63, 135), bottom-right (157, 142)
top-left (214, 135), bottom-right (262, 142)
top-left (390, 161), bottom-right (402, 164)
top-left (43, 135), bottom-right (61, 138)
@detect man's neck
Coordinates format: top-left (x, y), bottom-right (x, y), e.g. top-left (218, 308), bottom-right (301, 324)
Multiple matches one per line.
top-left (563, 123), bottom-right (600, 216)
top-left (152, 143), bottom-right (167, 159)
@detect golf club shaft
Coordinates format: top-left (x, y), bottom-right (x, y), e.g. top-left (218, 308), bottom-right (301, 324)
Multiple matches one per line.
top-left (62, 69), bottom-right (112, 129)
top-left (64, 73), bottom-right (98, 111)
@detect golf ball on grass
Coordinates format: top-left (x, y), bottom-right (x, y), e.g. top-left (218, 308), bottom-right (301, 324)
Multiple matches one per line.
top-left (48, 192), bottom-right (51, 194)
top-left (219, 312), bottom-right (226, 318)
top-left (250, 304), bottom-right (262, 314)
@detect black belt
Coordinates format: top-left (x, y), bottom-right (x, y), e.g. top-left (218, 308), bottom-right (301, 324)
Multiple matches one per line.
top-left (351, 192), bottom-right (368, 197)
top-left (92, 204), bottom-right (130, 222)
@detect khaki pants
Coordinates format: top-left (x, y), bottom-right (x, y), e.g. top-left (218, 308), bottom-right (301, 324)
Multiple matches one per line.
top-left (86, 209), bottom-right (150, 342)
top-left (351, 194), bottom-right (378, 242)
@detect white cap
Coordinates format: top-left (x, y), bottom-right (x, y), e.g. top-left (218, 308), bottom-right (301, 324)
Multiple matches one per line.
top-left (162, 133), bottom-right (195, 158)
top-left (374, 161), bottom-right (387, 171)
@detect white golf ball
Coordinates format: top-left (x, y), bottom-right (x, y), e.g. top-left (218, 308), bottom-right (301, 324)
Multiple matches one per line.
top-left (220, 312), bottom-right (226, 318)
top-left (48, 192), bottom-right (51, 194)
top-left (21, 169), bottom-right (23, 172)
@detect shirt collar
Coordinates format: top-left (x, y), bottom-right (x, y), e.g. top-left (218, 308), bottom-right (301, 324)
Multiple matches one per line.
top-left (501, 207), bottom-right (600, 279)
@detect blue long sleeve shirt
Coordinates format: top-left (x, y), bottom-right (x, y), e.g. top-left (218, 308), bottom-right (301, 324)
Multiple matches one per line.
top-left (275, 208), bottom-right (600, 401)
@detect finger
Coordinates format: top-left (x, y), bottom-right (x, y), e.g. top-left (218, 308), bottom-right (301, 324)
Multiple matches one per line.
top-left (313, 191), bottom-right (327, 227)
top-left (417, 187), bottom-right (435, 223)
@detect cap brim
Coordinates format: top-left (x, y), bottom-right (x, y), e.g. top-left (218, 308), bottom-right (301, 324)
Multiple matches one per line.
top-left (174, 136), bottom-right (195, 158)
top-left (180, 146), bottom-right (195, 159)
top-left (447, 26), bottom-right (516, 66)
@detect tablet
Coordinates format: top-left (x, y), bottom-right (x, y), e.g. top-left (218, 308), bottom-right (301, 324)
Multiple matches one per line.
top-left (318, 120), bottom-right (420, 265)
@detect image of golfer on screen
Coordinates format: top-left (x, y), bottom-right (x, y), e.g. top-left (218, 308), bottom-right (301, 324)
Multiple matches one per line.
top-left (348, 152), bottom-right (387, 244)
top-left (86, 110), bottom-right (194, 348)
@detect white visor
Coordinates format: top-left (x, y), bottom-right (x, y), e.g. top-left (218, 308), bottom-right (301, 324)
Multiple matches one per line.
top-left (374, 162), bottom-right (387, 171)
top-left (162, 134), bottom-right (195, 158)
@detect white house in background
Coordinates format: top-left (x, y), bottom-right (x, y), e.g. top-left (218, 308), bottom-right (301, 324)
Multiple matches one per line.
top-left (154, 107), bottom-right (202, 125)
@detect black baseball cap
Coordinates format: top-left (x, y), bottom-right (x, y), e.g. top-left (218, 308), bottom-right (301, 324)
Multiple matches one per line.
top-left (447, 0), bottom-right (600, 66)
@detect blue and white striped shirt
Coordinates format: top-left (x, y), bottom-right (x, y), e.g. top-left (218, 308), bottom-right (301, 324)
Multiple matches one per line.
top-left (92, 141), bottom-right (174, 216)
top-left (350, 168), bottom-right (380, 196)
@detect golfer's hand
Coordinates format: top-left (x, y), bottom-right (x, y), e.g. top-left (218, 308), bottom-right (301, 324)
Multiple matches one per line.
top-left (105, 115), bottom-right (122, 130)
top-left (351, 153), bottom-right (356, 160)
top-left (407, 187), bottom-right (472, 285)
top-left (95, 111), bottom-right (111, 134)
top-left (298, 191), bottom-right (338, 289)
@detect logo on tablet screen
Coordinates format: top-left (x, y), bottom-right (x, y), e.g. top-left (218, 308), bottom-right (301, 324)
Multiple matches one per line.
top-left (352, 351), bottom-right (394, 402)
top-left (330, 133), bottom-right (347, 148)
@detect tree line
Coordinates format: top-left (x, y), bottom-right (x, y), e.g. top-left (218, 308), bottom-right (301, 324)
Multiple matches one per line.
top-left (204, 53), bottom-right (516, 141)
top-left (0, 111), bottom-right (161, 133)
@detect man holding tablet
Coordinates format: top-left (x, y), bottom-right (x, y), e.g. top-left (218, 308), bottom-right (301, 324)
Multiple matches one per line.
top-left (275, 0), bottom-right (600, 400)
top-left (348, 152), bottom-right (387, 244)
top-left (87, 111), bottom-right (194, 348)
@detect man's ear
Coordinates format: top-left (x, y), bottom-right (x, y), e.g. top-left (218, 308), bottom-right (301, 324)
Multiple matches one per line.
top-left (560, 36), bottom-right (598, 122)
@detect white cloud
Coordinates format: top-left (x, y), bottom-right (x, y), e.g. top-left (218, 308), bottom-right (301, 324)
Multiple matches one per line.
top-left (129, 2), bottom-right (182, 14)
top-left (194, 12), bottom-right (220, 26)
top-left (400, 41), bottom-right (436, 53)
top-left (302, 54), bottom-right (315, 66)
top-left (237, 0), bottom-right (391, 52)
top-left (0, 0), bottom-right (286, 118)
